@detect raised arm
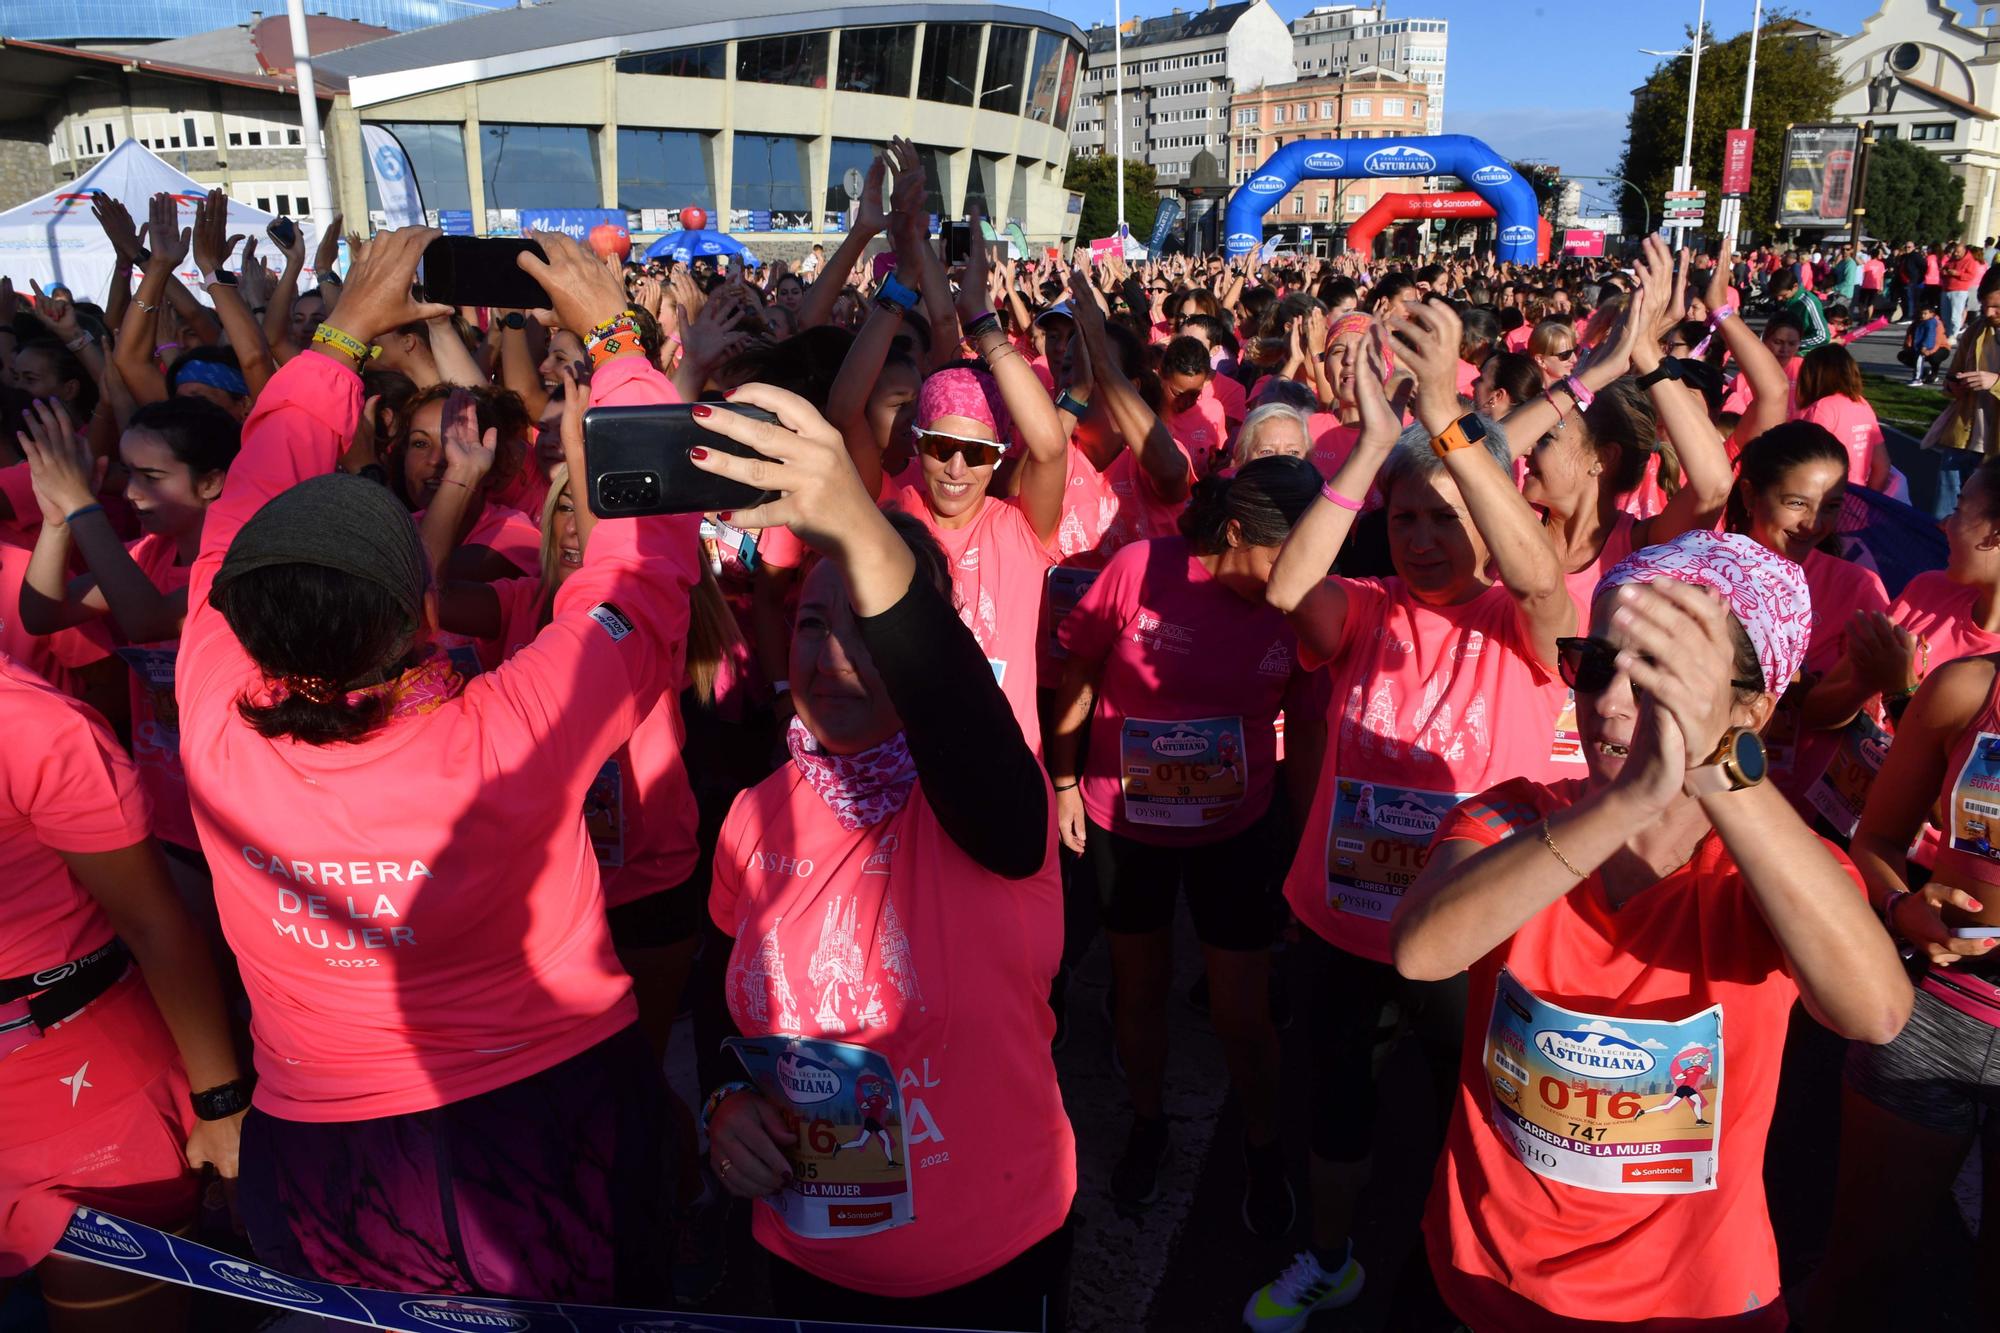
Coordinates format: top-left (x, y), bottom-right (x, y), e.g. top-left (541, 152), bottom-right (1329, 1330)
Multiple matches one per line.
top-left (962, 212), bottom-right (1063, 543)
top-left (416, 387), bottom-right (496, 581)
top-left (1395, 300), bottom-right (1572, 666)
top-left (1631, 237), bottom-right (1734, 542)
top-left (1070, 263), bottom-right (1188, 503)
top-left (189, 190), bottom-right (275, 399)
top-left (797, 152), bottom-right (888, 331)
top-left (1706, 237), bottom-right (1788, 441)
top-left (1500, 279), bottom-right (1638, 459)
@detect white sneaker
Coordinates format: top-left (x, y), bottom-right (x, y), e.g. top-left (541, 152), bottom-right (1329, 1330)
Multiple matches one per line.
top-left (1909, 376), bottom-right (1927, 387)
top-left (1242, 1249), bottom-right (1366, 1332)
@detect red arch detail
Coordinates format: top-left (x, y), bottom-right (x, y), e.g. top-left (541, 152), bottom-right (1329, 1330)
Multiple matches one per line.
top-left (1345, 192), bottom-right (1550, 259)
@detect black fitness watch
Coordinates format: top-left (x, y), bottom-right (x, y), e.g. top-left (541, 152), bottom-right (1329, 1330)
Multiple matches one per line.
top-left (1636, 359), bottom-right (1684, 390)
top-left (190, 1077), bottom-right (255, 1121)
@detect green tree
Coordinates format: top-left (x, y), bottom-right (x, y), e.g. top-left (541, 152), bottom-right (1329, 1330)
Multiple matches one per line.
top-left (1510, 161), bottom-right (1563, 218)
top-left (1862, 136), bottom-right (1965, 245)
top-left (1064, 153), bottom-right (1160, 244)
top-left (1616, 15), bottom-right (1840, 237)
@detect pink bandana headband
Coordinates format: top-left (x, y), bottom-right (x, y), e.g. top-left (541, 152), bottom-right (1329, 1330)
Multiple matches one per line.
top-left (917, 367), bottom-right (1013, 444)
top-left (1598, 531), bottom-right (1811, 693)
top-left (787, 717), bottom-right (918, 831)
top-left (1329, 313), bottom-right (1373, 343)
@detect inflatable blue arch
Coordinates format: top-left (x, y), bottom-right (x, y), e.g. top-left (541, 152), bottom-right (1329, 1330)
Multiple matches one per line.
top-left (1224, 134), bottom-right (1542, 265)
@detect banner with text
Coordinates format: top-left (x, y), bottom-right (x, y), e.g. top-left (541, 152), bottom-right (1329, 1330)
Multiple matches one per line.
top-left (1721, 128), bottom-right (1756, 195)
top-left (517, 208), bottom-right (629, 242)
top-left (1777, 124), bottom-right (1861, 228)
top-left (1562, 229), bottom-right (1605, 257)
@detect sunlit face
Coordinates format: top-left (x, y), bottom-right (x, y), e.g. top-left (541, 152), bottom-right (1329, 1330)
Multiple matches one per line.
top-left (1330, 329), bottom-right (1367, 407)
top-left (552, 480), bottom-right (582, 577)
top-left (121, 426), bottom-right (221, 538)
top-left (1523, 421), bottom-right (1601, 512)
top-left (918, 413), bottom-right (997, 523)
top-left (1243, 415), bottom-right (1309, 464)
top-left (1742, 458), bottom-right (1845, 562)
top-left (290, 291), bottom-right (326, 344)
top-left (1764, 323), bottom-right (1801, 365)
top-left (1983, 291), bottom-right (2000, 327)
top-left (1472, 359), bottom-right (1513, 419)
top-left (400, 399), bottom-right (448, 506)
top-left (12, 346), bottom-right (73, 403)
top-left (1534, 336), bottom-right (1579, 386)
top-left (1387, 469), bottom-right (1489, 602)
top-left (774, 276), bottom-right (804, 310)
top-left (1945, 473), bottom-right (2000, 575)
top-left (539, 330), bottom-right (586, 385)
top-left (790, 559), bottom-right (901, 755)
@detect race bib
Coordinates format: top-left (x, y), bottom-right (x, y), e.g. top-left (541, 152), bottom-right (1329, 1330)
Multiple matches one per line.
top-left (1044, 565), bottom-right (1103, 661)
top-left (1119, 717), bottom-right (1248, 828)
top-left (583, 758), bottom-right (625, 869)
top-left (724, 1035), bottom-right (913, 1239)
top-left (1549, 689), bottom-right (1584, 766)
top-left (1945, 731), bottom-right (2000, 865)
top-left (1325, 780), bottom-right (1465, 922)
top-left (1805, 712), bottom-right (1890, 840)
top-left (1484, 969), bottom-right (1723, 1195)
top-left (114, 645), bottom-right (180, 734)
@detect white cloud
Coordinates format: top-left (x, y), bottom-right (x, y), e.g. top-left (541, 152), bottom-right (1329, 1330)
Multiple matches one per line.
top-left (1445, 105), bottom-right (1631, 180)
top-left (1576, 1018), bottom-right (1669, 1050)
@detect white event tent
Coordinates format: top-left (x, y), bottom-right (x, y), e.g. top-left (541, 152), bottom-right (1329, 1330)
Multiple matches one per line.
top-left (0, 140), bottom-right (316, 306)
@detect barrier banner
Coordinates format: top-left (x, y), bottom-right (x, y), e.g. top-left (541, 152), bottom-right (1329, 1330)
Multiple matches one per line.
top-left (517, 208), bottom-right (628, 242)
top-left (1146, 198), bottom-right (1181, 259)
top-left (1562, 230), bottom-right (1604, 258)
top-left (53, 1208), bottom-right (1030, 1333)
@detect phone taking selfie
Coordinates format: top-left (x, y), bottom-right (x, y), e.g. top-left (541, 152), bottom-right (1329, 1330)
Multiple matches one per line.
top-left (420, 235), bottom-right (549, 309)
top-left (583, 402), bottom-right (782, 518)
top-left (266, 215), bottom-right (298, 251)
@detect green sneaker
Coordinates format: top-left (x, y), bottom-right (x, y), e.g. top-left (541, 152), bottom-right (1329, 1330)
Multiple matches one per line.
top-left (1242, 1248), bottom-right (1365, 1332)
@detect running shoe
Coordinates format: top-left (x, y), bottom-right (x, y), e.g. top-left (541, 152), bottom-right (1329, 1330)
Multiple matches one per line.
top-left (1242, 1248), bottom-right (1366, 1332)
top-left (1110, 1113), bottom-right (1169, 1211)
top-left (1241, 1139), bottom-right (1296, 1239)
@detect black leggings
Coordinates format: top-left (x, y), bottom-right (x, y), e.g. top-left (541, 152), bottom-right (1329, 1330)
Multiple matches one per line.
top-left (1303, 930), bottom-right (1468, 1164)
top-left (766, 1217), bottom-right (1074, 1331)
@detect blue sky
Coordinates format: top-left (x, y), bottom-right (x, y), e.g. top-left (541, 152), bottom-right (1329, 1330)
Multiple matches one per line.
top-left (1041, 0), bottom-right (1892, 202)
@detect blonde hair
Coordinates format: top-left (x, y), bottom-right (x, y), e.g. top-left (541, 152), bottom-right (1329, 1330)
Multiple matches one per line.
top-left (539, 463), bottom-right (742, 704)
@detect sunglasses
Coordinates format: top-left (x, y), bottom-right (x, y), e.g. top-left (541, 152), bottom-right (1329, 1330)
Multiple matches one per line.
top-left (1557, 636), bottom-right (1763, 695)
top-left (914, 428), bottom-right (1006, 467)
top-left (1550, 347), bottom-right (1580, 361)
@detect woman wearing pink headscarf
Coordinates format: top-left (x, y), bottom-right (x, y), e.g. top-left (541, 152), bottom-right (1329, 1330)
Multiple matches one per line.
top-left (1393, 530), bottom-right (1910, 1333)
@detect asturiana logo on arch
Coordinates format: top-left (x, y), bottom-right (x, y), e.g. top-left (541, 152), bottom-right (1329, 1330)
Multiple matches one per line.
top-left (1247, 174), bottom-right (1289, 195)
top-left (1227, 232), bottom-right (1261, 252)
top-left (1364, 145), bottom-right (1438, 176)
top-left (1471, 164), bottom-right (1513, 186)
top-left (1499, 224), bottom-right (1536, 246)
top-left (1303, 150), bottom-right (1345, 173)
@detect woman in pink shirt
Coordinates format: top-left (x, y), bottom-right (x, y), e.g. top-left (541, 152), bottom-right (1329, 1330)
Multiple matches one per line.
top-left (1527, 318), bottom-right (1579, 388)
top-left (0, 649), bottom-right (246, 1327)
top-left (1048, 454), bottom-right (1322, 1232)
top-left (692, 384), bottom-right (1073, 1329)
top-left (1246, 300), bottom-right (1575, 1328)
top-left (387, 383), bottom-right (541, 579)
top-left (1795, 344), bottom-right (1891, 489)
top-left (176, 228), bottom-right (699, 1303)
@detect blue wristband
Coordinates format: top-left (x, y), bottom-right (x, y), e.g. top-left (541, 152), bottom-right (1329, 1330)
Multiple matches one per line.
top-left (877, 273), bottom-right (920, 312)
top-left (64, 502), bottom-right (104, 524)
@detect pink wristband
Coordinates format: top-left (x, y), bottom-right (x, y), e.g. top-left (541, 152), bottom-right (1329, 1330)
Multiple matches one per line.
top-left (1319, 481), bottom-right (1363, 512)
top-left (1561, 375), bottom-right (1594, 411)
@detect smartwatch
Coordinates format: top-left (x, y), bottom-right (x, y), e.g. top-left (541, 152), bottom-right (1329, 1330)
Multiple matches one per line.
top-left (190, 1077), bottom-right (255, 1121)
top-left (202, 269), bottom-right (238, 289)
top-left (877, 273), bottom-right (921, 312)
top-left (1683, 727), bottom-right (1767, 798)
top-left (1056, 390), bottom-right (1091, 418)
top-left (502, 311), bottom-right (527, 331)
top-left (1429, 412), bottom-right (1488, 459)
top-left (1636, 359), bottom-right (1684, 390)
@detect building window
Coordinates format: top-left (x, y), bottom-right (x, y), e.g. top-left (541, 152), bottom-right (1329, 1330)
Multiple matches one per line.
top-left (1236, 107), bottom-right (1257, 127)
top-left (1346, 193), bottom-right (1365, 213)
top-left (912, 143), bottom-right (951, 220)
top-left (1316, 191), bottom-right (1330, 214)
top-left (1384, 98), bottom-right (1404, 116)
top-left (1296, 102), bottom-right (1310, 120)
top-left (1055, 44), bottom-right (1082, 126)
top-left (617, 43), bottom-right (725, 78)
top-left (617, 127), bottom-right (715, 212)
top-left (917, 22), bottom-right (983, 105)
top-left (836, 25), bottom-right (915, 96)
top-left (1912, 121), bottom-right (1955, 141)
top-left (730, 132), bottom-right (812, 227)
top-left (1025, 29), bottom-right (1066, 122)
top-left (1412, 99), bottom-right (1423, 116)
top-left (1272, 105), bottom-right (1286, 123)
top-left (821, 136), bottom-right (882, 222)
top-left (981, 26), bottom-right (1030, 113)
top-left (736, 32), bottom-right (829, 87)
top-left (1290, 196), bottom-right (1304, 214)
top-left (1320, 100), bottom-right (1334, 117)
top-left (481, 123), bottom-right (600, 209)
top-left (363, 123), bottom-right (471, 213)
top-left (1350, 98), bottom-right (1371, 116)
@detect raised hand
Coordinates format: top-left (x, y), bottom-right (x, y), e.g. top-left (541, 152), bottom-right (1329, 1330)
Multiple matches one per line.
top-left (319, 226), bottom-right (452, 348)
top-left (439, 386), bottom-right (497, 484)
top-left (190, 189), bottom-right (245, 279)
top-left (313, 212), bottom-right (345, 280)
top-left (955, 207), bottom-right (991, 326)
top-left (517, 229), bottom-right (630, 338)
top-left (147, 192), bottom-right (191, 271)
top-left (688, 384), bottom-right (878, 550)
top-left (91, 195), bottom-right (147, 264)
top-left (26, 279), bottom-right (80, 342)
top-left (17, 398), bottom-right (97, 524)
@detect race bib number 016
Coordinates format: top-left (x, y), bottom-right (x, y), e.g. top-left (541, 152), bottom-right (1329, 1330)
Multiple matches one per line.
top-left (725, 1035), bottom-right (914, 1239)
top-left (1484, 969), bottom-right (1723, 1195)
top-left (1120, 716), bottom-right (1248, 828)
top-left (1324, 780), bottom-right (1464, 922)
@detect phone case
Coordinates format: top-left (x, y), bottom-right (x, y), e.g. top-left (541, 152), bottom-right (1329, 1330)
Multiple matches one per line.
top-left (584, 403), bottom-right (783, 519)
top-left (420, 236), bottom-right (549, 309)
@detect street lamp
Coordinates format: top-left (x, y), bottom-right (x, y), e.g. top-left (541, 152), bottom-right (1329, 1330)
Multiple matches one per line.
top-left (1641, 0), bottom-right (1709, 249)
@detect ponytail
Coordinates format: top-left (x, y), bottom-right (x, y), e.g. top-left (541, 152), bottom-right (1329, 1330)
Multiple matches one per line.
top-left (685, 561), bottom-right (744, 706)
top-left (1178, 453), bottom-right (1322, 554)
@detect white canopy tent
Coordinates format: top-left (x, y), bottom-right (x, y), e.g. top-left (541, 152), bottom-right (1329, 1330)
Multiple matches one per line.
top-left (0, 140), bottom-right (317, 306)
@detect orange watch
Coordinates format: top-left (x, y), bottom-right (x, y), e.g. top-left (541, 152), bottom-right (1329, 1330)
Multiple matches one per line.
top-left (1430, 412), bottom-right (1488, 459)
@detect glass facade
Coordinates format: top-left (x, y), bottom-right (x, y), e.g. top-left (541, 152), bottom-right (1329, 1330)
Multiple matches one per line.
top-left (731, 133), bottom-right (813, 229)
top-left (913, 144), bottom-right (951, 222)
top-left (1024, 30), bottom-right (1064, 124)
top-left (836, 25), bottom-right (915, 97)
top-left (916, 23), bottom-right (982, 106)
top-left (481, 123), bottom-right (599, 209)
top-left (617, 128), bottom-right (715, 212)
top-left (978, 27), bottom-right (1028, 114)
top-left (823, 137), bottom-right (880, 224)
top-left (361, 122), bottom-right (472, 213)
top-left (735, 32), bottom-right (829, 88)
top-left (1053, 44), bottom-right (1081, 128)
top-left (12, 0), bottom-right (499, 41)
top-left (617, 44), bottom-right (725, 79)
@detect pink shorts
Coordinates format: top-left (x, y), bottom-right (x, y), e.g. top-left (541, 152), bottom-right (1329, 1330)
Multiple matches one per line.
top-left (0, 973), bottom-right (198, 1276)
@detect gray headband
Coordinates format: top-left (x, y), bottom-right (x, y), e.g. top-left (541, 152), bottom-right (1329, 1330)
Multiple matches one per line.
top-left (211, 472), bottom-right (429, 624)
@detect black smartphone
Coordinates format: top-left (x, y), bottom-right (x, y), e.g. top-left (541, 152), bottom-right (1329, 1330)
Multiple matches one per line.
top-left (266, 215), bottom-right (298, 251)
top-left (945, 220), bottom-right (973, 263)
top-left (420, 236), bottom-right (548, 309)
top-left (583, 402), bottom-right (782, 518)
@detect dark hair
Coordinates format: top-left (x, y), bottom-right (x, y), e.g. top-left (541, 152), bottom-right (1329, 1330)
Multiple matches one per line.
top-left (1317, 277), bottom-right (1359, 310)
top-left (881, 508), bottom-right (951, 602)
top-left (1497, 307), bottom-right (1525, 334)
top-left (1238, 284), bottom-right (1277, 331)
top-left (1967, 454), bottom-right (2000, 522)
top-left (1368, 274), bottom-right (1415, 311)
top-left (1725, 420), bottom-right (1849, 535)
top-left (360, 368), bottom-right (420, 442)
top-left (167, 344), bottom-right (246, 401)
top-left (1824, 302), bottom-right (1851, 324)
top-left (1458, 306), bottom-right (1500, 358)
top-left (1481, 350), bottom-right (1541, 410)
top-left (1181, 313), bottom-right (1238, 355)
top-left (1178, 453), bottom-right (1321, 554)
top-left (1161, 335), bottom-right (1211, 379)
top-left (125, 397), bottom-right (241, 476)
top-left (1797, 343), bottom-right (1866, 407)
top-left (17, 338), bottom-right (98, 419)
top-left (720, 326), bottom-right (856, 410)
top-left (1415, 263), bottom-right (1447, 289)
top-left (1581, 377), bottom-right (1671, 496)
top-left (1771, 269), bottom-right (1800, 296)
top-left (219, 564), bottom-right (417, 745)
top-left (389, 384), bottom-right (532, 507)
top-left (1763, 311), bottom-right (1805, 341)
top-left (1667, 318), bottom-right (1707, 351)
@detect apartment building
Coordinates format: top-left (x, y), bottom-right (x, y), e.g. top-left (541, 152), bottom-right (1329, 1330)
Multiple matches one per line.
top-left (1290, 3), bottom-right (1447, 136)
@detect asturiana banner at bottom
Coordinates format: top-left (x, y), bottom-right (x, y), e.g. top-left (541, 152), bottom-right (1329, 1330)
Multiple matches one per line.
top-left (54, 1208), bottom-right (1032, 1333)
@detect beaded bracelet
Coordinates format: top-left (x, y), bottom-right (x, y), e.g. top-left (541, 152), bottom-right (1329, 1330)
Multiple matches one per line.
top-left (588, 319), bottom-right (644, 369)
top-left (587, 307), bottom-right (640, 339)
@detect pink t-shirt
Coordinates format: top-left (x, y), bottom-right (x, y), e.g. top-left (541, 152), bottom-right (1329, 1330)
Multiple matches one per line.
top-left (0, 541), bottom-right (112, 700)
top-left (489, 576), bottom-right (702, 906)
top-left (1049, 442), bottom-right (1122, 563)
top-left (1455, 358), bottom-right (1480, 400)
top-left (1558, 512), bottom-right (1638, 623)
top-left (1309, 420), bottom-right (1361, 482)
top-left (1925, 254), bottom-right (1942, 286)
top-left (709, 768), bottom-right (1073, 1297)
top-left (120, 534), bottom-right (195, 851)
top-left (0, 652), bottom-right (152, 977)
top-left (1210, 374), bottom-right (1247, 427)
top-left (1767, 548), bottom-right (1888, 805)
top-left (466, 500), bottom-right (541, 576)
top-left (1167, 382), bottom-right (1231, 477)
top-left (1057, 537), bottom-right (1306, 845)
top-left (1285, 578), bottom-right (1570, 963)
top-left (1797, 394), bottom-right (1884, 486)
top-left (1504, 326), bottom-right (1532, 354)
top-left (1099, 440), bottom-right (1198, 555)
top-left (178, 352), bottom-right (699, 1122)
top-left (1892, 570), bottom-right (2000, 670)
top-left (885, 489), bottom-right (1055, 752)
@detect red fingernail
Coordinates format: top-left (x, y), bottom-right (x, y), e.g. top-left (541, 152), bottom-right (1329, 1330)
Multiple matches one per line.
top-left (691, 404), bottom-right (712, 419)
top-left (689, 447), bottom-right (708, 461)
top-left (1973, 899), bottom-right (1985, 911)
top-left (719, 510), bottom-right (737, 523)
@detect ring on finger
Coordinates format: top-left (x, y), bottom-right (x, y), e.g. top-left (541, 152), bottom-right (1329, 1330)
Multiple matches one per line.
top-left (718, 1157), bottom-right (733, 1178)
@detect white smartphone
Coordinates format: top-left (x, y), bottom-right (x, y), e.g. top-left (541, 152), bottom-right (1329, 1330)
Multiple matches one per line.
top-left (1948, 926), bottom-right (2000, 939)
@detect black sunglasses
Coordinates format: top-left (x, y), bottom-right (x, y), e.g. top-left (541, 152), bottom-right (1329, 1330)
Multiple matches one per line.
top-left (1557, 636), bottom-right (1762, 695)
